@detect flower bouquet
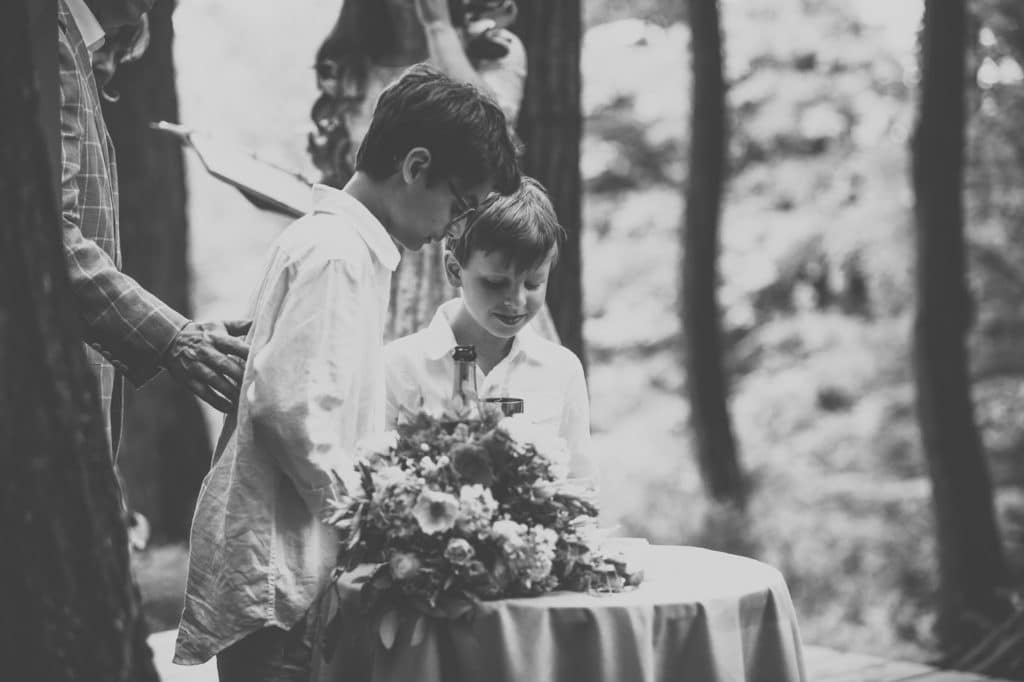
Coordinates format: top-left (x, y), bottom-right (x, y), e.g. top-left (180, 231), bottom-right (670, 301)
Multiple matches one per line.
top-left (322, 405), bottom-right (640, 647)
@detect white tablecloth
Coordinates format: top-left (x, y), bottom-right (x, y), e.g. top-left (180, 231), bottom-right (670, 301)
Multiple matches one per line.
top-left (310, 545), bottom-right (807, 682)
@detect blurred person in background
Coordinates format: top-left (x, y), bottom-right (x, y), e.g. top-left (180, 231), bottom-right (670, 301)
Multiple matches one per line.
top-left (309, 0), bottom-right (561, 341)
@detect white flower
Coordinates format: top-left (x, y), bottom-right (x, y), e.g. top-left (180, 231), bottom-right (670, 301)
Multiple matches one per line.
top-left (390, 552), bottom-right (422, 580)
top-left (374, 465), bottom-right (411, 490)
top-left (455, 485), bottom-right (498, 536)
top-left (412, 489), bottom-right (460, 534)
top-left (444, 538), bottom-right (476, 566)
top-left (459, 484), bottom-right (487, 501)
top-left (491, 519), bottom-right (526, 545)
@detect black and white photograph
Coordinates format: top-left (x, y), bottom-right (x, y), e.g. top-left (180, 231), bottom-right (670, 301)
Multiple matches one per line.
top-left (3, 0), bottom-right (1024, 680)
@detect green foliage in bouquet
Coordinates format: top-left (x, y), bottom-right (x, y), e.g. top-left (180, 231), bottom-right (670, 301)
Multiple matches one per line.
top-left (324, 406), bottom-right (638, 639)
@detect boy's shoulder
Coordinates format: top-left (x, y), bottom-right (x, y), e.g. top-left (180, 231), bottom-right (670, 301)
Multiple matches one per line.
top-left (384, 327), bottom-right (436, 363)
top-left (276, 212), bottom-right (374, 272)
top-left (524, 333), bottom-right (584, 375)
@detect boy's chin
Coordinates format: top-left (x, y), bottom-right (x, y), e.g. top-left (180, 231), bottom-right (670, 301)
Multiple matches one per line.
top-left (483, 319), bottom-right (525, 339)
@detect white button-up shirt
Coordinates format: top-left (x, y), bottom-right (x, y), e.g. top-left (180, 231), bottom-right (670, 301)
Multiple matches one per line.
top-left (175, 185), bottom-right (399, 664)
top-left (384, 299), bottom-right (593, 478)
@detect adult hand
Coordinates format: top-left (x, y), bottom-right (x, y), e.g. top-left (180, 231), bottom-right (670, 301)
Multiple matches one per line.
top-left (164, 320), bottom-right (252, 412)
top-left (414, 0), bottom-right (453, 26)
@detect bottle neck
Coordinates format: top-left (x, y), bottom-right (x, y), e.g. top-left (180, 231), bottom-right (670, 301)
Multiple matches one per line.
top-left (452, 358), bottom-right (479, 401)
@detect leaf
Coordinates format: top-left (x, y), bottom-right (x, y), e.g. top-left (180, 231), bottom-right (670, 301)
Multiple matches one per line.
top-left (318, 581), bottom-right (343, 662)
top-left (379, 609), bottom-right (400, 650)
top-left (410, 615), bottom-right (427, 647)
top-left (326, 506), bottom-right (348, 527)
top-left (346, 529), bottom-right (363, 553)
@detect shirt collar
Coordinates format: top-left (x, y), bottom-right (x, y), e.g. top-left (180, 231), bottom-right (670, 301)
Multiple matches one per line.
top-left (422, 299), bottom-right (462, 361)
top-left (64, 0), bottom-right (107, 52)
top-left (422, 298), bottom-right (545, 363)
top-left (311, 184), bottom-right (401, 272)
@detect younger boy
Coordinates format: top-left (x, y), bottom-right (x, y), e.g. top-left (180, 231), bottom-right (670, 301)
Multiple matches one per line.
top-left (385, 177), bottom-right (594, 479)
top-left (174, 64), bottom-right (520, 681)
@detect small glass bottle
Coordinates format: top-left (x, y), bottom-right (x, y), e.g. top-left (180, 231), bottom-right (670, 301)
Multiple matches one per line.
top-left (450, 345), bottom-right (480, 418)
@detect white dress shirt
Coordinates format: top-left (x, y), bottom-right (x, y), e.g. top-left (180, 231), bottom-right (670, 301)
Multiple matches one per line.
top-left (384, 299), bottom-right (594, 478)
top-left (175, 185), bottom-right (400, 664)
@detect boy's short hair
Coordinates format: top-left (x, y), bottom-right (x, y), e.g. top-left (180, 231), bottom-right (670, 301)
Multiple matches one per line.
top-left (356, 63), bottom-right (520, 194)
top-left (448, 177), bottom-right (565, 272)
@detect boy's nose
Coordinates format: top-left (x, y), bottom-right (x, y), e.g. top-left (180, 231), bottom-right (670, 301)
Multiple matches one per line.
top-left (508, 286), bottom-right (527, 306)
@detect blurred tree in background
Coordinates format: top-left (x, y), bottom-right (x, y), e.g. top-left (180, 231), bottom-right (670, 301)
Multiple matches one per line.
top-left (579, 0), bottom-right (1024, 661)
top-left (514, 0), bottom-right (586, 366)
top-left (681, 0), bottom-right (744, 508)
top-left (912, 0), bottom-right (1009, 650)
top-left (102, 0), bottom-right (211, 542)
top-left (1, 0), bottom-right (157, 677)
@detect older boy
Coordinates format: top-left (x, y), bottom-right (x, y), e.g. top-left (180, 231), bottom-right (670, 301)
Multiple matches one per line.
top-left (174, 64), bottom-right (519, 681)
top-left (385, 178), bottom-right (594, 479)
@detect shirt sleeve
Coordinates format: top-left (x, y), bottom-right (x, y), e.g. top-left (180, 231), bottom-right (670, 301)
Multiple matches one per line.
top-left (560, 354), bottom-right (597, 481)
top-left (475, 29), bottom-right (526, 126)
top-left (383, 345), bottom-right (402, 429)
top-left (59, 23), bottom-right (187, 385)
top-left (246, 256), bottom-right (364, 521)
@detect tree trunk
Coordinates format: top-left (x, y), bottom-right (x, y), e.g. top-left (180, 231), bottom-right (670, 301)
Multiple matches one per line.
top-left (513, 0), bottom-right (587, 367)
top-left (0, 1), bottom-right (158, 677)
top-left (681, 0), bottom-right (744, 507)
top-left (912, 0), bottom-right (1009, 648)
top-left (101, 0), bottom-right (211, 541)
top-left (30, 0), bottom-right (58, 200)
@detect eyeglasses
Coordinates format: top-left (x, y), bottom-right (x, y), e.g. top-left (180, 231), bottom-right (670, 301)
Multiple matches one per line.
top-left (444, 180), bottom-right (479, 239)
top-left (444, 180), bottom-right (500, 239)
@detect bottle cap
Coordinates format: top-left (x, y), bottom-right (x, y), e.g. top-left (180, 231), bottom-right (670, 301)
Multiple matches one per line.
top-left (452, 345), bottom-right (477, 361)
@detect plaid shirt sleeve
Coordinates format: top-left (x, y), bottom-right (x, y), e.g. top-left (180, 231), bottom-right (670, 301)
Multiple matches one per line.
top-left (59, 8), bottom-right (188, 386)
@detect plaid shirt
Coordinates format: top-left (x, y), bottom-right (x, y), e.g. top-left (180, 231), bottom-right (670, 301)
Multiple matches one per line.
top-left (59, 1), bottom-right (187, 453)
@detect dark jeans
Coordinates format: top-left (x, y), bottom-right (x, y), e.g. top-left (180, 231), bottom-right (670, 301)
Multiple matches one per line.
top-left (216, 619), bottom-right (312, 682)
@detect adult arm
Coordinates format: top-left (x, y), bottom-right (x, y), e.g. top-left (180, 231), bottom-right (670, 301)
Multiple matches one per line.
top-left (415, 0), bottom-right (526, 124)
top-left (60, 20), bottom-right (248, 408)
top-left (60, 21), bottom-right (186, 386)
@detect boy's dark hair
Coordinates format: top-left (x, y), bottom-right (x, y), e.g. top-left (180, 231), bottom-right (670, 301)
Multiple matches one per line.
top-left (448, 177), bottom-right (564, 272)
top-left (355, 64), bottom-right (520, 194)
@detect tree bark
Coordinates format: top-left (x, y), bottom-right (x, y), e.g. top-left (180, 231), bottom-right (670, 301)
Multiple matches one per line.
top-left (681, 0), bottom-right (744, 507)
top-left (513, 0), bottom-right (587, 367)
top-left (912, 0), bottom-right (1008, 647)
top-left (101, 0), bottom-right (211, 541)
top-left (0, 1), bottom-right (158, 677)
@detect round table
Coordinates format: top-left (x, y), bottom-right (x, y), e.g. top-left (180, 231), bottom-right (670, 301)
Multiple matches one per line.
top-left (310, 545), bottom-right (807, 682)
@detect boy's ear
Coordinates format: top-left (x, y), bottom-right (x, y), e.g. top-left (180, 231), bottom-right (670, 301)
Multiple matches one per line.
top-left (443, 251), bottom-right (463, 288)
top-left (400, 147), bottom-right (432, 185)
